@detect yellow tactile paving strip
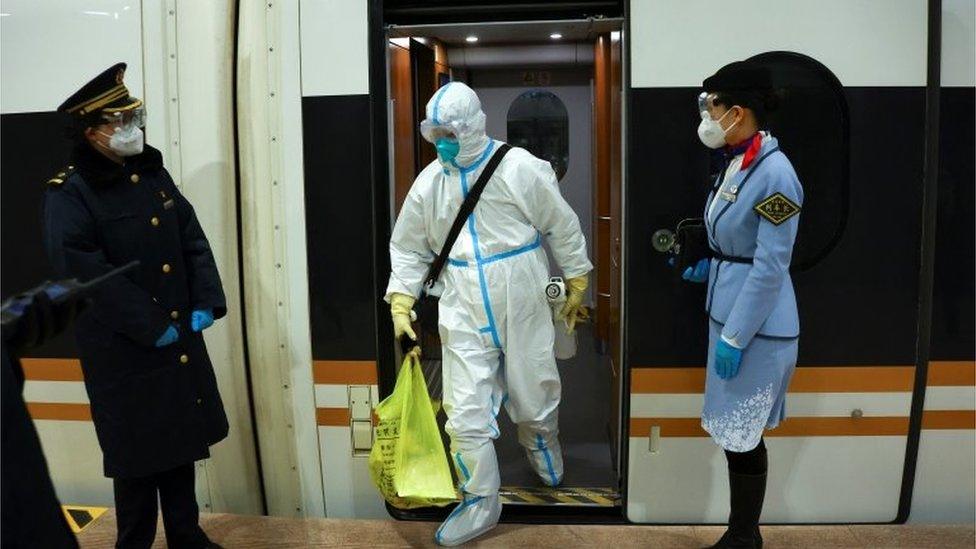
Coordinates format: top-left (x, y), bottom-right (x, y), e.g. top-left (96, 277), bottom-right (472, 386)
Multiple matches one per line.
top-left (499, 486), bottom-right (619, 506)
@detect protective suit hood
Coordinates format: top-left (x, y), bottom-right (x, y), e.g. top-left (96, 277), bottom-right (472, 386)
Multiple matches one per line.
top-left (420, 82), bottom-right (491, 169)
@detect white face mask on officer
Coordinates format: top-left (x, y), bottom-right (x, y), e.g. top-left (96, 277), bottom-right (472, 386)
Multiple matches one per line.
top-left (697, 108), bottom-right (739, 149)
top-left (98, 124), bottom-right (144, 157)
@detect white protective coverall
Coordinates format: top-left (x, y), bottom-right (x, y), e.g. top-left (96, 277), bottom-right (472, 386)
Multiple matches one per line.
top-left (385, 82), bottom-right (592, 546)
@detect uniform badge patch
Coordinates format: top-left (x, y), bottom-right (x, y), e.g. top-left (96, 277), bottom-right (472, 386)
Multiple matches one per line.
top-left (754, 192), bottom-right (800, 225)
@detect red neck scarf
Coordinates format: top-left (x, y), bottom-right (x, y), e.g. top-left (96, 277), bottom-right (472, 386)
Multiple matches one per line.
top-left (725, 133), bottom-right (763, 171)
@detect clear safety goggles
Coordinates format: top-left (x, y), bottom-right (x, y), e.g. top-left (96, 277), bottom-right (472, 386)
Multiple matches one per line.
top-left (697, 92), bottom-right (714, 119)
top-left (419, 118), bottom-right (463, 143)
top-left (101, 105), bottom-right (146, 129)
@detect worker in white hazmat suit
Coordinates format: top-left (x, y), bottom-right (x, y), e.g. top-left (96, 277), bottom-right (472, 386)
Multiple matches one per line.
top-left (385, 82), bottom-right (592, 546)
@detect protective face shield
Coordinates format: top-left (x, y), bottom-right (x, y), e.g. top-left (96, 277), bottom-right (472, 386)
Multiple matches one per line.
top-left (419, 82), bottom-right (490, 168)
top-left (97, 106), bottom-right (146, 156)
top-left (103, 106), bottom-right (147, 130)
top-left (697, 92), bottom-right (739, 149)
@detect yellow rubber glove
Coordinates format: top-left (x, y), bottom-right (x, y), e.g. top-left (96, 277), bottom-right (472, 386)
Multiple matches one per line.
top-left (389, 293), bottom-right (417, 341)
top-left (558, 274), bottom-right (590, 334)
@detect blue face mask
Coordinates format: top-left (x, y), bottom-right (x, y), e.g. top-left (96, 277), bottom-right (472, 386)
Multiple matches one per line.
top-left (435, 137), bottom-right (460, 164)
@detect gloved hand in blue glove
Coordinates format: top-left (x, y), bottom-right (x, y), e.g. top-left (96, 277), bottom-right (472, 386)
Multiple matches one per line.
top-left (682, 258), bottom-right (710, 283)
top-left (155, 325), bottom-right (180, 347)
top-left (714, 339), bottom-right (743, 379)
top-left (191, 309), bottom-right (215, 332)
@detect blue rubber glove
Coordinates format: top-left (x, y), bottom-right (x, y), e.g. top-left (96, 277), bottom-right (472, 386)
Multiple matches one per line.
top-left (682, 258), bottom-right (710, 283)
top-left (155, 325), bottom-right (179, 347)
top-left (714, 339), bottom-right (743, 380)
top-left (191, 309), bottom-right (214, 332)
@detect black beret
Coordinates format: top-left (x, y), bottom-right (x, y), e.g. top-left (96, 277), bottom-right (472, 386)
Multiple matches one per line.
top-left (57, 62), bottom-right (142, 118)
top-left (703, 61), bottom-right (772, 94)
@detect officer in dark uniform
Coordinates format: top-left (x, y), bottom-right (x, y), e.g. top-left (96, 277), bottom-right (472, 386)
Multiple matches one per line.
top-left (42, 63), bottom-right (227, 549)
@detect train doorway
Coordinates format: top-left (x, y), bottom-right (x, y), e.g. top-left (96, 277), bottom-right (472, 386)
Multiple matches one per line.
top-left (381, 17), bottom-right (626, 519)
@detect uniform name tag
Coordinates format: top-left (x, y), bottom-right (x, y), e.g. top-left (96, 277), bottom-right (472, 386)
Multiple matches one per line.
top-left (720, 190), bottom-right (737, 203)
top-left (163, 199), bottom-right (175, 210)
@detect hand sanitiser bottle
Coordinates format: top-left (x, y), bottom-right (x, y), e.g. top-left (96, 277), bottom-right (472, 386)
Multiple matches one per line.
top-left (545, 276), bottom-right (577, 360)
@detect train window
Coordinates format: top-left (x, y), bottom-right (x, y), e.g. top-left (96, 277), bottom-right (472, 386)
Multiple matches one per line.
top-left (747, 51), bottom-right (850, 272)
top-left (507, 90), bottom-right (569, 180)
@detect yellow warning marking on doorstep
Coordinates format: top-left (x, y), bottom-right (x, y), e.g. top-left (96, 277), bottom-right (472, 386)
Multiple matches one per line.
top-left (498, 486), bottom-right (619, 507)
top-left (61, 505), bottom-right (108, 534)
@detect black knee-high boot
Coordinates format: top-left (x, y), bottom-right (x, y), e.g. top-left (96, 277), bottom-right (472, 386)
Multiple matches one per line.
top-left (708, 440), bottom-right (767, 549)
top-left (708, 471), bottom-right (766, 548)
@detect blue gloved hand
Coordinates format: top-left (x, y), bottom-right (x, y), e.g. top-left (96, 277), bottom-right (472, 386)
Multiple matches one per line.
top-left (155, 325), bottom-right (179, 347)
top-left (714, 339), bottom-right (743, 380)
top-left (191, 309), bottom-right (214, 332)
top-left (682, 258), bottom-right (710, 283)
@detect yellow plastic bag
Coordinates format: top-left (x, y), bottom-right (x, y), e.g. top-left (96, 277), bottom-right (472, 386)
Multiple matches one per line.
top-left (369, 351), bottom-right (457, 508)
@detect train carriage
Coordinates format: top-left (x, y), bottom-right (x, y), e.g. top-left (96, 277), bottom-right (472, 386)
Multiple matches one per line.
top-left (1, 0), bottom-right (972, 529)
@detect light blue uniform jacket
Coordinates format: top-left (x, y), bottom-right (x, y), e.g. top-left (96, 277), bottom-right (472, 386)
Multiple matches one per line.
top-left (704, 135), bottom-right (803, 348)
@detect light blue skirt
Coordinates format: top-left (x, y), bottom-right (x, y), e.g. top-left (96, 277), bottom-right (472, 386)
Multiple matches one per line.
top-left (701, 320), bottom-right (798, 452)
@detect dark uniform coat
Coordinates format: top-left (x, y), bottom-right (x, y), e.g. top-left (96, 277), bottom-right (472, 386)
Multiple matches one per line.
top-left (43, 143), bottom-right (229, 479)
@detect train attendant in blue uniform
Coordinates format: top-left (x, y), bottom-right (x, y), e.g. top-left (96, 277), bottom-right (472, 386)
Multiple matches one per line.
top-left (43, 63), bottom-right (227, 549)
top-left (682, 61), bottom-right (802, 549)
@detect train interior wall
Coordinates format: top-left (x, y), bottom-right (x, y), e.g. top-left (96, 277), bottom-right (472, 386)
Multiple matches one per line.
top-left (468, 66), bottom-right (615, 489)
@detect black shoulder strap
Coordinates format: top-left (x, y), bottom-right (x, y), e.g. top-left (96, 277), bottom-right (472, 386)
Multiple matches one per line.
top-left (424, 143), bottom-right (512, 289)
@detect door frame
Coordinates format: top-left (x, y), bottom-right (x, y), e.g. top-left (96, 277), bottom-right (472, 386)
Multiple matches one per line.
top-left (366, 0), bottom-right (631, 521)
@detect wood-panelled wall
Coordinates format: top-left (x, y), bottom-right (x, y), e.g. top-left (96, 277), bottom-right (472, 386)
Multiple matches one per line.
top-left (390, 38), bottom-right (451, 214)
top-left (609, 32), bottom-right (623, 368)
top-left (390, 41), bottom-right (415, 213)
top-left (593, 35), bottom-right (613, 344)
top-left (593, 32), bottom-right (624, 452)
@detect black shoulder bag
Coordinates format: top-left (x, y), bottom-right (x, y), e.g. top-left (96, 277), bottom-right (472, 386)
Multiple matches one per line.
top-left (401, 144), bottom-right (512, 355)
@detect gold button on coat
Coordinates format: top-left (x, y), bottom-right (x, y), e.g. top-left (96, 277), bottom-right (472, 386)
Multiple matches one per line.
top-left (151, 217), bottom-right (160, 227)
top-left (196, 398), bottom-right (202, 404)
top-left (162, 263), bottom-right (171, 273)
top-left (130, 174), bottom-right (140, 183)
top-left (180, 354), bottom-right (189, 364)
top-left (170, 310), bottom-right (179, 320)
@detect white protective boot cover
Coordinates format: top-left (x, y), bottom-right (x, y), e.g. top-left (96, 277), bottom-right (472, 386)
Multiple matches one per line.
top-left (521, 430), bottom-right (564, 487)
top-left (434, 493), bottom-right (502, 546)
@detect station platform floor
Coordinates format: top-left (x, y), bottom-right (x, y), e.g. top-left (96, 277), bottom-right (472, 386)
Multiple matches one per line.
top-left (76, 511), bottom-right (975, 548)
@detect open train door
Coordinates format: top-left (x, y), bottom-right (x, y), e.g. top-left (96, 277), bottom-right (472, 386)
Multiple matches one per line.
top-left (380, 1), bottom-right (627, 521)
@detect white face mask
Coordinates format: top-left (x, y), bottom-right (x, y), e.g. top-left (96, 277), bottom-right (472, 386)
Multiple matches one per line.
top-left (99, 125), bottom-right (144, 156)
top-left (697, 108), bottom-right (738, 149)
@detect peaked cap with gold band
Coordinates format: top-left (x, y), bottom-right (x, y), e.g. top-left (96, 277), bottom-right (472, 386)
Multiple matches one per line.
top-left (57, 62), bottom-right (142, 118)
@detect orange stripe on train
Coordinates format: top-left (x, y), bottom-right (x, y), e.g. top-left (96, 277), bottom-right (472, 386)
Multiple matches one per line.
top-left (315, 407), bottom-right (378, 426)
top-left (312, 361), bottom-right (378, 385)
top-left (21, 358), bottom-right (84, 381)
top-left (19, 358), bottom-right (382, 385)
top-left (26, 403), bottom-right (91, 421)
top-left (928, 361), bottom-right (976, 387)
top-left (631, 362), bottom-right (974, 394)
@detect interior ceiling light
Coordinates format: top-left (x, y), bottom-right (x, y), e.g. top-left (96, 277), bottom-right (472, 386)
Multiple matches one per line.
top-left (465, 35), bottom-right (478, 43)
top-left (550, 32), bottom-right (563, 39)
